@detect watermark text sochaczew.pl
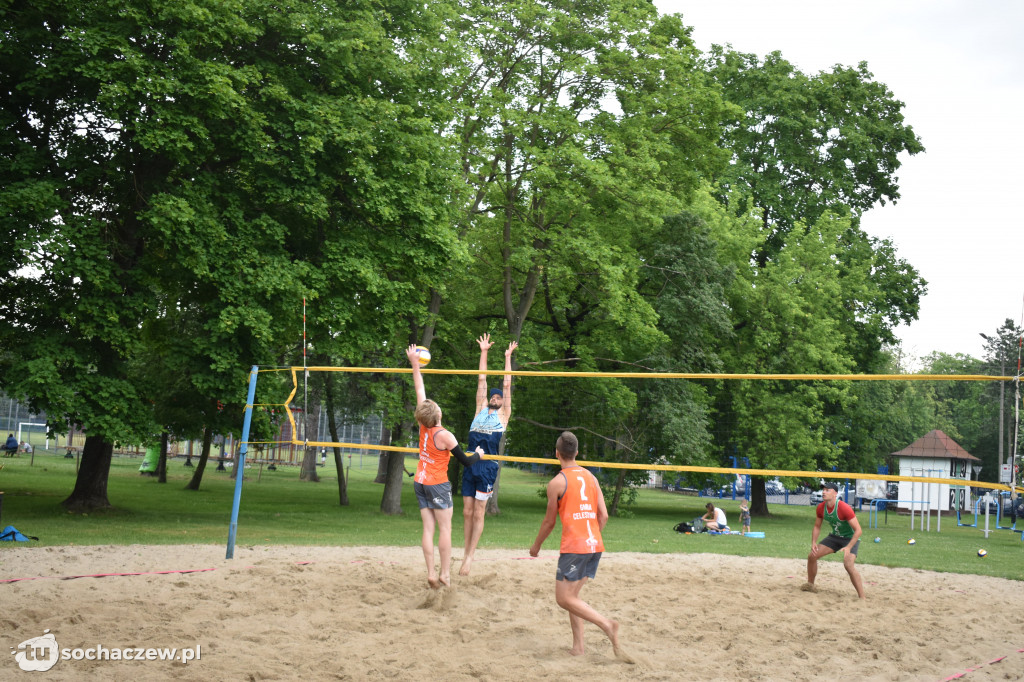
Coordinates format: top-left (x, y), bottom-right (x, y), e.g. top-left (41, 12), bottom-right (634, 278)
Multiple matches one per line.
top-left (11, 630), bottom-right (201, 672)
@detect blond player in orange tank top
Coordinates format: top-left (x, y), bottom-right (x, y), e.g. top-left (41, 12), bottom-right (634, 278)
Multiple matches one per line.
top-left (406, 344), bottom-right (482, 589)
top-left (530, 432), bottom-right (631, 662)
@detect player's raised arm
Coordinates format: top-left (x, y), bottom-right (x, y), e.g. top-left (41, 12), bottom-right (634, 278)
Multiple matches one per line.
top-left (406, 344), bottom-right (426, 405)
top-left (501, 340), bottom-right (518, 423)
top-left (475, 334), bottom-right (492, 412)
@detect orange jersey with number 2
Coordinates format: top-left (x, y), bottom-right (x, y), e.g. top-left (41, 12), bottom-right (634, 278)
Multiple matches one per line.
top-left (557, 466), bottom-right (604, 554)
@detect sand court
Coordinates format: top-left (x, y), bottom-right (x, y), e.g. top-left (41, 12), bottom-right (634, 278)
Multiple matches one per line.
top-left (2, 544), bottom-right (1022, 680)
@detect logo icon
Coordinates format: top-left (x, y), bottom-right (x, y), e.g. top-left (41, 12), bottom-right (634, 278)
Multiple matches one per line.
top-left (12, 629), bottom-right (59, 672)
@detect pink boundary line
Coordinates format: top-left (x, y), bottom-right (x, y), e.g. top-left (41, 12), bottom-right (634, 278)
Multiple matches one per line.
top-left (0, 567), bottom-right (221, 584)
top-left (939, 649), bottom-right (1024, 681)
top-left (0, 554), bottom-right (537, 584)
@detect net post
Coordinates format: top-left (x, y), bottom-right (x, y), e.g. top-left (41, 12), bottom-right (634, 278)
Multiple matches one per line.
top-left (226, 366), bottom-right (260, 559)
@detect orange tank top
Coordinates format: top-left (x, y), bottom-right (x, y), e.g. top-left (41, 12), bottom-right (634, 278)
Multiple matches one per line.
top-left (415, 424), bottom-right (450, 486)
top-left (557, 466), bottom-right (604, 554)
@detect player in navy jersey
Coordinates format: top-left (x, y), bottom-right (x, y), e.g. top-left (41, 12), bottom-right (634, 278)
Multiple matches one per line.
top-left (459, 333), bottom-right (517, 576)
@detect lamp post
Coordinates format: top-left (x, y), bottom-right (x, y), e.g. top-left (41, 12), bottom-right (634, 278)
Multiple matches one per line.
top-left (979, 333), bottom-right (1006, 470)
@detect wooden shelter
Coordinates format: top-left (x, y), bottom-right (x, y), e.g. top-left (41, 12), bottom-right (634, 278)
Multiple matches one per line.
top-left (891, 429), bottom-right (981, 511)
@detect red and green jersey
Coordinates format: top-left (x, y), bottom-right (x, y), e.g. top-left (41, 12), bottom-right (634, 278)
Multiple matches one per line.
top-left (817, 500), bottom-right (856, 538)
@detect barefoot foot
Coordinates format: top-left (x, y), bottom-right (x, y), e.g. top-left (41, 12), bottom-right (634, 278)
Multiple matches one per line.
top-left (800, 581), bottom-right (818, 593)
top-left (458, 556), bottom-right (473, 576)
top-left (608, 619), bottom-right (621, 650)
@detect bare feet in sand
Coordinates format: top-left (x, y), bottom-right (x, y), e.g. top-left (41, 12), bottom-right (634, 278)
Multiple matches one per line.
top-left (439, 573), bottom-right (451, 588)
top-left (800, 582), bottom-right (818, 593)
top-left (607, 621), bottom-right (636, 663)
top-left (567, 621), bottom-right (633, 663)
top-left (427, 575), bottom-right (441, 589)
top-left (458, 556), bottom-right (473, 576)
top-left (608, 619), bottom-right (620, 650)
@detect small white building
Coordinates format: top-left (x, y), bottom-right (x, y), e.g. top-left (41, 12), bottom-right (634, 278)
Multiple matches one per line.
top-left (891, 429), bottom-right (980, 512)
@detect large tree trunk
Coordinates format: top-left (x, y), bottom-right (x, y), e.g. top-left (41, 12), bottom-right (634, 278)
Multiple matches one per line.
top-left (609, 469), bottom-right (627, 517)
top-left (61, 434), bottom-right (113, 512)
top-left (375, 420), bottom-right (399, 484)
top-left (299, 446), bottom-right (320, 481)
top-left (323, 374), bottom-right (348, 505)
top-left (184, 426), bottom-right (214, 491)
top-left (750, 477), bottom-right (770, 516)
top-left (374, 450), bottom-right (389, 483)
top-left (420, 290), bottom-right (442, 348)
top-left (380, 421), bottom-right (410, 515)
top-left (299, 382), bottom-right (321, 481)
top-left (156, 431), bottom-right (168, 483)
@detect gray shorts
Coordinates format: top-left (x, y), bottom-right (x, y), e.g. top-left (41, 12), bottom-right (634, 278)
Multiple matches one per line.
top-left (820, 533), bottom-right (859, 555)
top-left (556, 552), bottom-right (602, 582)
top-left (414, 481), bottom-right (453, 510)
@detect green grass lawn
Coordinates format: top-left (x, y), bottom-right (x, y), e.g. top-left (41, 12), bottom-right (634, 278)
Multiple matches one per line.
top-left (1, 451), bottom-right (1021, 580)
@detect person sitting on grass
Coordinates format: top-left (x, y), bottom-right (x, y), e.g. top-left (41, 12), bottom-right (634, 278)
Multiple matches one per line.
top-left (3, 433), bottom-right (18, 457)
top-left (701, 502), bottom-right (729, 532)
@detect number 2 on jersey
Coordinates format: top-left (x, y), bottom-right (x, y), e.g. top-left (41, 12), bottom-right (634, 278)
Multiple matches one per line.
top-left (576, 476), bottom-right (588, 501)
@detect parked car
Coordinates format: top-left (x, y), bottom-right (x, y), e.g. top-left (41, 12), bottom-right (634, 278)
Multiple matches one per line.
top-left (764, 481), bottom-right (786, 496)
top-left (884, 482), bottom-right (898, 510)
top-left (809, 490), bottom-right (823, 505)
top-left (977, 495), bottom-right (1000, 515)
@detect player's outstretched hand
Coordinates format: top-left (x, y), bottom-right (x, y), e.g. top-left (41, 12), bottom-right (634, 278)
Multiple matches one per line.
top-left (405, 344), bottom-right (420, 366)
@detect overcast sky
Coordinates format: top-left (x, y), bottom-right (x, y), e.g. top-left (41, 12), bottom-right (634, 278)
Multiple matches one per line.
top-left (656, 0), bottom-right (1024, 366)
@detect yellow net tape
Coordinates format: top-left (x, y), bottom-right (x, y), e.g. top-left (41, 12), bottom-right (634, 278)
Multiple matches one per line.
top-left (289, 367), bottom-right (1017, 381)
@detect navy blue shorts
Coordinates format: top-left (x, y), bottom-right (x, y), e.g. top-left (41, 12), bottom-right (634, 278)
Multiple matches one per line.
top-left (460, 460), bottom-right (499, 500)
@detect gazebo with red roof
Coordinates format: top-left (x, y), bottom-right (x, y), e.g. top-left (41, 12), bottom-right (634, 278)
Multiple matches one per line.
top-left (891, 429), bottom-right (981, 512)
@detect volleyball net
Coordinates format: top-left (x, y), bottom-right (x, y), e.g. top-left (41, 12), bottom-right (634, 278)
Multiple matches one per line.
top-left (236, 365), bottom-right (1022, 496)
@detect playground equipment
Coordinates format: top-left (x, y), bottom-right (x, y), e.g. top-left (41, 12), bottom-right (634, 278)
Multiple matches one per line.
top-left (868, 498), bottom-right (930, 529)
top-left (956, 492), bottom-right (1020, 535)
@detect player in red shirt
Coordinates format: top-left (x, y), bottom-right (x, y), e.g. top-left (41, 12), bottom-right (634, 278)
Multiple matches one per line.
top-left (802, 482), bottom-right (865, 599)
top-left (530, 432), bottom-right (630, 660)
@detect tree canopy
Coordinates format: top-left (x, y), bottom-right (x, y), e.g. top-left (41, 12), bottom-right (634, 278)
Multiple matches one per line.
top-left (0, 0), bottom-right (1004, 515)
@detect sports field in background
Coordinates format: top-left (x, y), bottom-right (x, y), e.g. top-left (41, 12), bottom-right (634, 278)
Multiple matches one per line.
top-left (1, 452), bottom-right (1020, 581)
